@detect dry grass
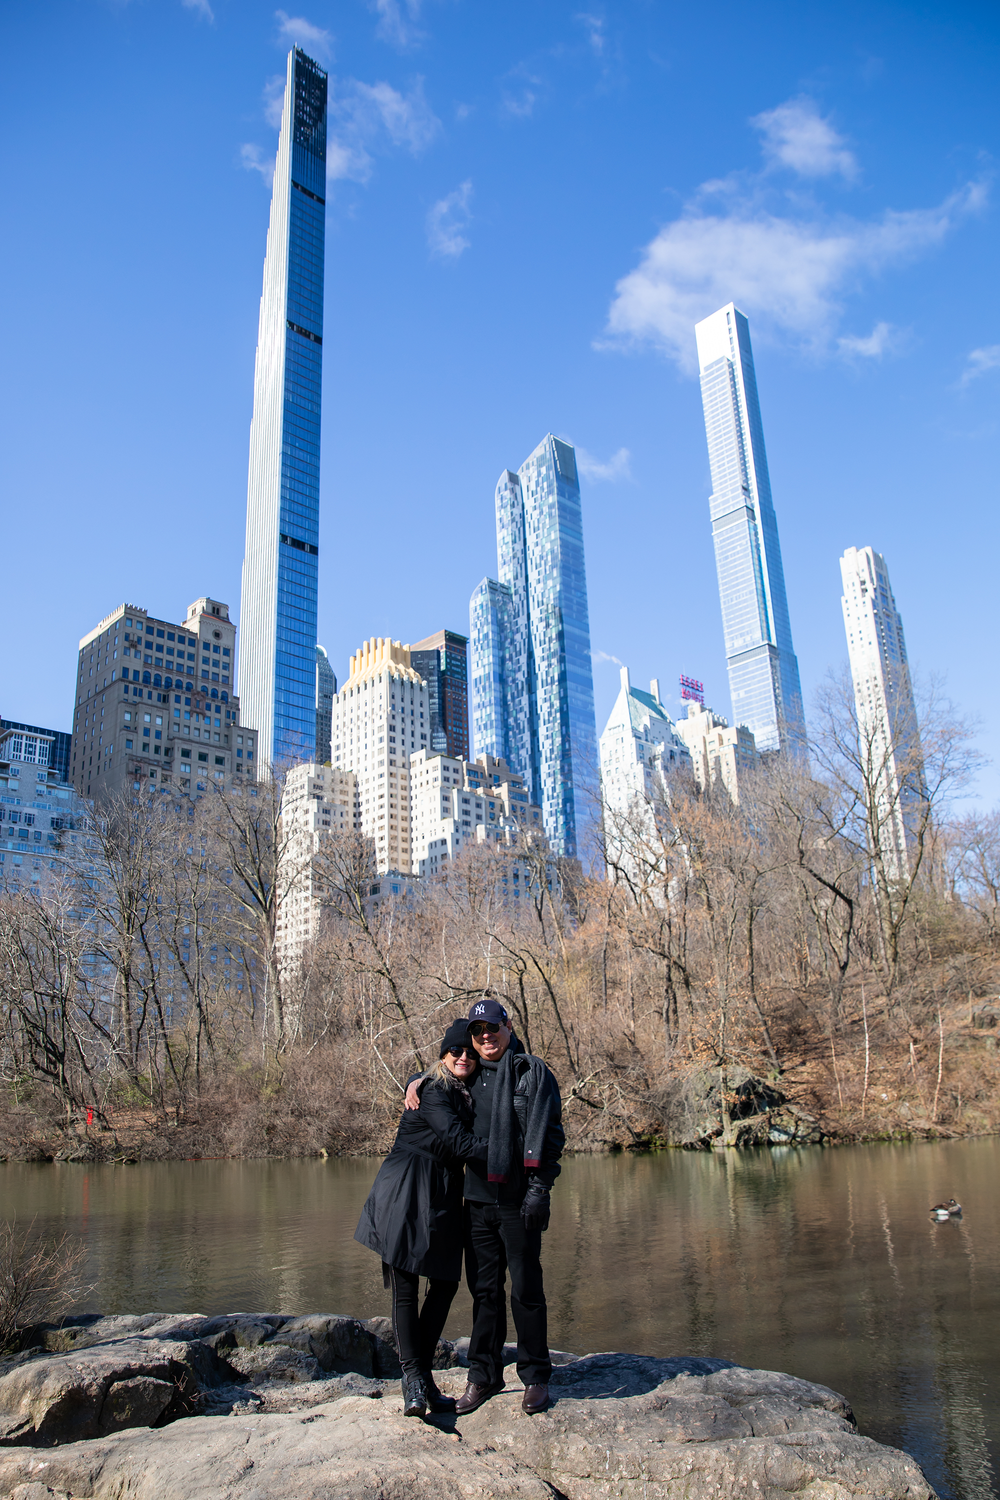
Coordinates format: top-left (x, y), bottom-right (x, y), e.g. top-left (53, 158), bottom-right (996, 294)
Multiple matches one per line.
top-left (0, 1219), bottom-right (90, 1354)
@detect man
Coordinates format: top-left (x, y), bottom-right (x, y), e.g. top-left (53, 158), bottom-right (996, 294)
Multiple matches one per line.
top-left (406, 993), bottom-right (564, 1415)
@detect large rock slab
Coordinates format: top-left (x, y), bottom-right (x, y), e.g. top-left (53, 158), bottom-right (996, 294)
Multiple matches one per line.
top-left (0, 1338), bottom-right (210, 1447)
top-left (0, 1344), bottom-right (936, 1498)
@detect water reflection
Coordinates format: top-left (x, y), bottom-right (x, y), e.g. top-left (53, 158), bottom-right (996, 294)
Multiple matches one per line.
top-left (3, 1139), bottom-right (1000, 1499)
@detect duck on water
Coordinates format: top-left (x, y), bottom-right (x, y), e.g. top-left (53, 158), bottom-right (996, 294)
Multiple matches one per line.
top-left (929, 1198), bottom-right (962, 1220)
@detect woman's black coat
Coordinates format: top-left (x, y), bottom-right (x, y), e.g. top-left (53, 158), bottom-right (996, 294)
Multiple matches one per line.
top-left (354, 1073), bottom-right (487, 1280)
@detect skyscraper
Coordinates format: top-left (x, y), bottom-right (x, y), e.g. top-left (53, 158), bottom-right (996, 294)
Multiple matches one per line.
top-left (409, 628), bottom-right (469, 760)
top-left (70, 597), bottom-right (256, 803)
top-left (238, 48), bottom-right (328, 769)
top-left (329, 637), bottom-right (429, 873)
top-left (840, 546), bottom-right (923, 879)
top-left (315, 645), bottom-right (336, 763)
top-left (470, 434), bottom-right (597, 859)
top-left (695, 304), bottom-right (803, 753)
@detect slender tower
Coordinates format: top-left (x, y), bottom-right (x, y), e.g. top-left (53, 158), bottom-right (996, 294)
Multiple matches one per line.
top-left (238, 48), bottom-right (328, 769)
top-left (695, 304), bottom-right (803, 753)
top-left (470, 434), bottom-right (598, 858)
top-left (840, 546), bottom-right (923, 879)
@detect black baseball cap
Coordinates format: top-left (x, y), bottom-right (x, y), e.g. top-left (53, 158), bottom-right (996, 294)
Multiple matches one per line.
top-left (467, 996), bottom-right (509, 1025)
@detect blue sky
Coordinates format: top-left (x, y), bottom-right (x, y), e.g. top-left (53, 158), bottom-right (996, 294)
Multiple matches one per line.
top-left (2, 0), bottom-right (998, 803)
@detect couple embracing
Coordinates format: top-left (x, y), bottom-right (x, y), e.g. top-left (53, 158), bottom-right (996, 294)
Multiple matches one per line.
top-left (355, 993), bottom-right (564, 1420)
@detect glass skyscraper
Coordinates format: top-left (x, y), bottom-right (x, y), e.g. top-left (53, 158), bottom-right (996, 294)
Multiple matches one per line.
top-left (409, 628), bottom-right (470, 760)
top-left (470, 434), bottom-right (598, 859)
top-left (695, 304), bottom-right (803, 753)
top-left (238, 48), bottom-right (327, 769)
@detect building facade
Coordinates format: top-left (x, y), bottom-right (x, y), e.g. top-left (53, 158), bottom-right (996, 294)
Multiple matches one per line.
top-left (409, 628), bottom-right (469, 760)
top-left (329, 637), bottom-right (429, 873)
top-left (70, 597), bottom-right (256, 802)
top-left (600, 669), bottom-right (692, 815)
top-left (315, 645), bottom-right (336, 764)
top-left (470, 434), bottom-right (598, 859)
top-left (275, 761), bottom-right (360, 964)
top-left (1, 720), bottom-right (71, 785)
top-left (409, 749), bottom-right (544, 877)
top-left (674, 701), bottom-right (758, 804)
top-left (238, 47), bottom-right (328, 769)
top-left (840, 545), bottom-right (923, 879)
top-left (0, 726), bottom-right (93, 894)
top-left (696, 304), bottom-right (803, 754)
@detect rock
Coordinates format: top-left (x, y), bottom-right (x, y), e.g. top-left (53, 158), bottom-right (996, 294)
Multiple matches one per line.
top-left (223, 1346), bottom-right (322, 1384)
top-left (273, 1315), bottom-right (381, 1376)
top-left (99, 1377), bottom-right (175, 1434)
top-left (0, 1330), bottom-right (937, 1498)
top-left (0, 1337), bottom-right (207, 1447)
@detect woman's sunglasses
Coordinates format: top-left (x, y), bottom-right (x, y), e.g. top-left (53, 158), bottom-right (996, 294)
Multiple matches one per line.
top-left (447, 1046), bottom-right (477, 1059)
top-left (469, 1021), bottom-right (501, 1038)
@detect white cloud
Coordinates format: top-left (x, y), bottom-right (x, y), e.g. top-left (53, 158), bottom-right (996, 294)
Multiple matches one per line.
top-left (576, 13), bottom-right (605, 55)
top-left (602, 181), bottom-right (986, 370)
top-left (275, 10), bottom-right (333, 62)
top-left (351, 78), bottom-right (439, 152)
top-left (370, 0), bottom-right (424, 49)
top-left (240, 143), bottom-right (274, 187)
top-left (181, 0), bottom-right (214, 21)
top-left (263, 75), bottom-right (286, 129)
top-left (752, 97), bottom-right (857, 180)
top-left (576, 446), bottom-right (632, 482)
top-left (327, 76), bottom-right (440, 183)
top-left (592, 650), bottom-right (624, 668)
top-left (427, 180), bottom-right (473, 259)
top-left (837, 321), bottom-right (898, 359)
top-left (960, 345), bottom-right (1000, 386)
top-left (501, 63), bottom-right (542, 119)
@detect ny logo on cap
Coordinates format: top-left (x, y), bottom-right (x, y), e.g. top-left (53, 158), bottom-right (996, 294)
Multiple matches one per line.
top-left (474, 1003), bottom-right (485, 1015)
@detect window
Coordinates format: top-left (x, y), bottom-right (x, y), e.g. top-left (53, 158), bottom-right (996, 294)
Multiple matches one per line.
top-left (198, 752), bottom-right (208, 762)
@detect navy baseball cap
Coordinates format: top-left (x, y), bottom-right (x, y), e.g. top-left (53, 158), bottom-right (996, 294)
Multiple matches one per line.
top-left (467, 996), bottom-right (509, 1025)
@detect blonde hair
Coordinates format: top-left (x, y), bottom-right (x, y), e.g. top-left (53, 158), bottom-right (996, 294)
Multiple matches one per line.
top-left (434, 1053), bottom-right (476, 1082)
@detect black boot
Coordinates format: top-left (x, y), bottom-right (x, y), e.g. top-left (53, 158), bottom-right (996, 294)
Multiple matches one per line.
top-left (423, 1371), bottom-right (456, 1413)
top-left (401, 1368), bottom-right (428, 1418)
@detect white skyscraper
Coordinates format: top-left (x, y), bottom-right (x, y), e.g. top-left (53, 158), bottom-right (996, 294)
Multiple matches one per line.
top-left (238, 49), bottom-right (328, 770)
top-left (696, 304), bottom-right (803, 753)
top-left (329, 637), bottom-right (429, 874)
top-left (840, 546), bottom-right (923, 879)
top-left (599, 668), bottom-right (691, 880)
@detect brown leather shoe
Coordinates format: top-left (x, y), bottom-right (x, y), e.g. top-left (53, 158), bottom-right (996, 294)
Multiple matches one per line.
top-left (455, 1380), bottom-right (504, 1415)
top-left (521, 1383), bottom-right (550, 1414)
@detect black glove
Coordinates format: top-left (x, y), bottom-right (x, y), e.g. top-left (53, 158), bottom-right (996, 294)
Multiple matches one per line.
top-left (520, 1184), bottom-right (550, 1232)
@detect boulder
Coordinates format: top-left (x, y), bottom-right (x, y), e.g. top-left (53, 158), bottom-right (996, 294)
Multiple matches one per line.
top-left (223, 1346), bottom-right (322, 1384)
top-left (0, 1337), bottom-right (208, 1447)
top-left (0, 1339), bottom-right (937, 1499)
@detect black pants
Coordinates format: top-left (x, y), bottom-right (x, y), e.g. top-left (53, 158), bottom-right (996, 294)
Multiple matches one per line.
top-left (385, 1263), bottom-right (458, 1375)
top-left (464, 1201), bottom-right (551, 1387)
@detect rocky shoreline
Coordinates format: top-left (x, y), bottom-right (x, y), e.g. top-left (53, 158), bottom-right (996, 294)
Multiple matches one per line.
top-left (0, 1311), bottom-right (936, 1498)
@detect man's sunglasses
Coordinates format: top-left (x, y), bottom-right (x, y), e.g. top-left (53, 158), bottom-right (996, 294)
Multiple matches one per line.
top-left (469, 1022), bottom-right (502, 1037)
top-left (447, 1046), bottom-right (477, 1059)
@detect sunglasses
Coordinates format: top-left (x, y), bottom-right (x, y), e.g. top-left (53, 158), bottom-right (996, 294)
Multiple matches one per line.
top-left (447, 1046), bottom-right (477, 1059)
top-left (469, 1021), bottom-right (502, 1037)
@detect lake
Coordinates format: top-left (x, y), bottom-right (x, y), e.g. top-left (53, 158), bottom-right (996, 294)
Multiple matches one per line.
top-left (2, 1137), bottom-right (997, 1500)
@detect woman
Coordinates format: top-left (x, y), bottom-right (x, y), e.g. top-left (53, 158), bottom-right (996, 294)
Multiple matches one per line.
top-left (355, 1020), bottom-right (486, 1418)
